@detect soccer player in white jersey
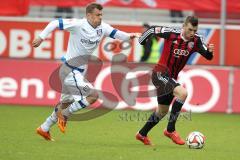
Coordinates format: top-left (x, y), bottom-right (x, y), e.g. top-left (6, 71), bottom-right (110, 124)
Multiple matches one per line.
top-left (32, 3), bottom-right (140, 141)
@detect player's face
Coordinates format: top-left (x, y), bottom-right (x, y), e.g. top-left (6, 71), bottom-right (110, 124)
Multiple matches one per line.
top-left (183, 23), bottom-right (198, 40)
top-left (87, 8), bottom-right (102, 28)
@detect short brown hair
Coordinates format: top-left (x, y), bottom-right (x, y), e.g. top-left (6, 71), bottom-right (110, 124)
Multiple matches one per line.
top-left (86, 3), bottom-right (103, 14)
top-left (184, 16), bottom-right (198, 26)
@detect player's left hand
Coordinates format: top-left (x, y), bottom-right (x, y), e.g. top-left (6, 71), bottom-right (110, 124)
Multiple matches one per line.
top-left (130, 33), bottom-right (141, 39)
top-left (208, 44), bottom-right (214, 53)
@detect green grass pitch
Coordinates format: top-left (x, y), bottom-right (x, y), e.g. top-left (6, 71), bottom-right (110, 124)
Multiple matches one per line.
top-left (0, 105), bottom-right (239, 160)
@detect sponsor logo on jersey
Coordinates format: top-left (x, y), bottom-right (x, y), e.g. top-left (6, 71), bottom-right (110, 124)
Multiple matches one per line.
top-left (173, 49), bottom-right (189, 57)
top-left (81, 39), bottom-right (100, 45)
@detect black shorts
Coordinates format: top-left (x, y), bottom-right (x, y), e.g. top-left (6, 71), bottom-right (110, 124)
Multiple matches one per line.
top-left (151, 71), bottom-right (180, 105)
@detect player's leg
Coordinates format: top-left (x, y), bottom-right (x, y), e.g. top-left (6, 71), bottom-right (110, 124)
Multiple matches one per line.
top-left (164, 83), bottom-right (187, 145)
top-left (42, 102), bottom-right (71, 129)
top-left (57, 90), bottom-right (98, 133)
top-left (37, 66), bottom-right (77, 137)
top-left (136, 95), bottom-right (172, 145)
top-left (60, 71), bottom-right (98, 118)
top-left (167, 85), bottom-right (187, 132)
top-left (56, 70), bottom-right (98, 133)
top-left (60, 90), bottom-right (98, 119)
top-left (36, 111), bottom-right (56, 141)
top-left (36, 102), bottom-right (71, 141)
top-left (136, 71), bottom-right (173, 145)
top-left (64, 90), bottom-right (98, 114)
top-left (138, 96), bottom-right (172, 136)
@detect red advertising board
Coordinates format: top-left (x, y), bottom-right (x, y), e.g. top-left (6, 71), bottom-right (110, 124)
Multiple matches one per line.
top-left (232, 69), bottom-right (240, 113)
top-left (196, 29), bottom-right (240, 66)
top-left (0, 59), bottom-right (237, 113)
top-left (0, 59), bottom-right (60, 106)
top-left (179, 67), bottom-right (229, 113)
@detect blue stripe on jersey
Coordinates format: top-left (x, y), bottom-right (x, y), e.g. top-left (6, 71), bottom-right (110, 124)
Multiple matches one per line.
top-left (58, 18), bottom-right (64, 30)
top-left (109, 29), bottom-right (118, 39)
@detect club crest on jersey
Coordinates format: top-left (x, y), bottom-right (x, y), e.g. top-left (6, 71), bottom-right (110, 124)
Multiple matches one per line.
top-left (96, 29), bottom-right (102, 36)
top-left (188, 42), bottom-right (194, 49)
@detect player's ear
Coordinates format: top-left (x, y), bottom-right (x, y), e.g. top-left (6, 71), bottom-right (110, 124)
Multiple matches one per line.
top-left (86, 12), bottom-right (91, 19)
top-left (182, 23), bottom-right (185, 28)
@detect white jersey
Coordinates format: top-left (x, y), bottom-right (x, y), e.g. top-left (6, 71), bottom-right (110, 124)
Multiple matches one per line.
top-left (37, 18), bottom-right (131, 103)
top-left (39, 18), bottom-right (130, 61)
top-left (39, 17), bottom-right (130, 71)
top-left (58, 18), bottom-right (116, 60)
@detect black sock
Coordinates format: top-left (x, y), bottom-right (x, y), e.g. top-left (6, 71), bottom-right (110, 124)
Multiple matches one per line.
top-left (139, 112), bottom-right (163, 136)
top-left (167, 98), bottom-right (184, 132)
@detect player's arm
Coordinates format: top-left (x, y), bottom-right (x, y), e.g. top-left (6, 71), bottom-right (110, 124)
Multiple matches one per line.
top-left (32, 20), bottom-right (59, 48)
top-left (32, 18), bottom-right (78, 48)
top-left (108, 29), bottom-right (140, 40)
top-left (196, 36), bottom-right (214, 60)
top-left (138, 26), bottom-right (171, 45)
top-left (103, 22), bottom-right (140, 41)
top-left (114, 30), bottom-right (140, 40)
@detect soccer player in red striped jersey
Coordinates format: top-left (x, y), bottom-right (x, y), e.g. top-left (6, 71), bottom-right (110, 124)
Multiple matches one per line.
top-left (136, 16), bottom-right (214, 145)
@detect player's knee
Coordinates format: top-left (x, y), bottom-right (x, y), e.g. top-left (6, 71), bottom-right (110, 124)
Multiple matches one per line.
top-left (156, 110), bottom-right (168, 117)
top-left (179, 88), bottom-right (188, 100)
top-left (61, 102), bottom-right (72, 109)
top-left (156, 104), bottom-right (169, 117)
top-left (87, 91), bottom-right (99, 104)
top-left (174, 86), bottom-right (188, 101)
top-left (93, 92), bottom-right (99, 102)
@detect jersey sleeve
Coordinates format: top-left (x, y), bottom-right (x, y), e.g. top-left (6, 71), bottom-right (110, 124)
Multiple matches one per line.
top-left (139, 26), bottom-right (174, 45)
top-left (102, 22), bottom-right (130, 40)
top-left (154, 26), bottom-right (174, 39)
top-left (195, 35), bottom-right (213, 60)
top-left (58, 18), bottom-right (81, 32)
top-left (39, 20), bottom-right (59, 39)
top-left (102, 22), bottom-right (117, 38)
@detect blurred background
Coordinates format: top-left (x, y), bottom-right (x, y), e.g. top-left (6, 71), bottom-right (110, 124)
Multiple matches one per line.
top-left (0, 0), bottom-right (239, 113)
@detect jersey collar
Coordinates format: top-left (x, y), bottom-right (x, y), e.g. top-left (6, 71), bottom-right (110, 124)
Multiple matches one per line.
top-left (85, 18), bottom-right (100, 29)
top-left (180, 31), bottom-right (189, 42)
top-left (180, 29), bottom-right (195, 42)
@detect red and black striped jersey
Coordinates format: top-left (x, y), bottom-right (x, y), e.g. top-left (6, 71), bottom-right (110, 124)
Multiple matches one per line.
top-left (139, 26), bottom-right (213, 79)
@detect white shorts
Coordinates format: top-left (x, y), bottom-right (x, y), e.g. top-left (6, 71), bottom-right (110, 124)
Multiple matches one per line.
top-left (60, 67), bottom-right (94, 103)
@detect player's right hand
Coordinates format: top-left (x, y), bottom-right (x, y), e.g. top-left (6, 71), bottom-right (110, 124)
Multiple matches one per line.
top-left (130, 32), bottom-right (141, 39)
top-left (207, 44), bottom-right (214, 53)
top-left (32, 37), bottom-right (43, 48)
